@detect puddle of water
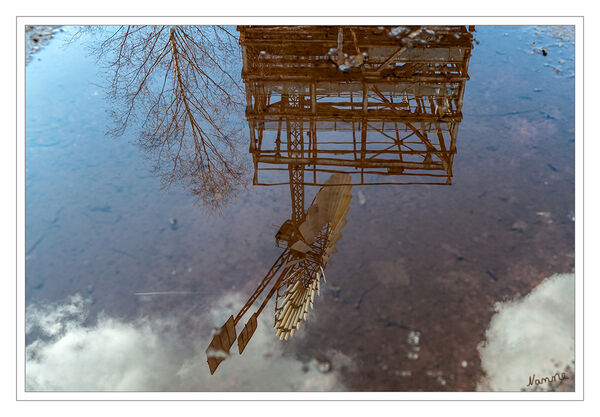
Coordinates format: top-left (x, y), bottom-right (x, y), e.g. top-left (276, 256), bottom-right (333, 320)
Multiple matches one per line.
top-left (25, 25), bottom-right (575, 391)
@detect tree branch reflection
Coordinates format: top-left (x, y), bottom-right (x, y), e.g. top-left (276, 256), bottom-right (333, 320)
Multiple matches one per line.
top-left (89, 25), bottom-right (248, 210)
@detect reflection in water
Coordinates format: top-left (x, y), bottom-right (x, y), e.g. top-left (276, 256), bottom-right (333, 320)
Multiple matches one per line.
top-left (244, 25), bottom-right (473, 186)
top-left (207, 26), bottom-right (474, 374)
top-left (25, 24), bottom-right (575, 391)
top-left (476, 272), bottom-right (574, 391)
top-left (26, 292), bottom-right (352, 391)
top-left (89, 25), bottom-right (248, 209)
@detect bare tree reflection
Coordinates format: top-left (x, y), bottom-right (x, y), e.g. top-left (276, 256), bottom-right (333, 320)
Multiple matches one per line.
top-left (86, 25), bottom-right (248, 210)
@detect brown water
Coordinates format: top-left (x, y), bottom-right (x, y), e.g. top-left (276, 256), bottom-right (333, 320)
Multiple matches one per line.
top-left (25, 25), bottom-right (575, 391)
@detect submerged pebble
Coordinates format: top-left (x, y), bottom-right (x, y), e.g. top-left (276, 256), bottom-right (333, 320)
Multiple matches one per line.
top-left (396, 370), bottom-right (412, 377)
top-left (407, 330), bottom-right (420, 345)
top-left (511, 220), bottom-right (528, 232)
top-left (316, 359), bottom-right (332, 373)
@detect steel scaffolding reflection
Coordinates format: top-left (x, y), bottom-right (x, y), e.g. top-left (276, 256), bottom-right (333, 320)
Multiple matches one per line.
top-left (206, 25), bottom-right (474, 374)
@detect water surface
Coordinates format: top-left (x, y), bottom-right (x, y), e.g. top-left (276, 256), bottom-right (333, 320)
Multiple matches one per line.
top-left (25, 25), bottom-right (575, 391)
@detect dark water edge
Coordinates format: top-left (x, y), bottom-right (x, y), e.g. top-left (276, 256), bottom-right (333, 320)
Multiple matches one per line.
top-left (26, 26), bottom-right (63, 64)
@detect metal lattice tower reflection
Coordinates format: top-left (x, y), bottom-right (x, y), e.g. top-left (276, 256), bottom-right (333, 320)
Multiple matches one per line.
top-left (207, 25), bottom-right (473, 374)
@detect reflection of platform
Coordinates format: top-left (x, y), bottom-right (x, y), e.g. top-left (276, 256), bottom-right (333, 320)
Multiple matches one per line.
top-left (240, 26), bottom-right (473, 80)
top-left (239, 25), bottom-right (473, 186)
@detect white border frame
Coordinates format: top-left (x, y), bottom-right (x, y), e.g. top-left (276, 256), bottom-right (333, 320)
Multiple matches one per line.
top-left (15, 16), bottom-right (584, 402)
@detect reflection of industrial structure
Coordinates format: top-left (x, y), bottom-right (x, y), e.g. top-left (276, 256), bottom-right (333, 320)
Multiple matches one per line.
top-left (207, 26), bottom-right (473, 374)
top-left (242, 25), bottom-right (473, 187)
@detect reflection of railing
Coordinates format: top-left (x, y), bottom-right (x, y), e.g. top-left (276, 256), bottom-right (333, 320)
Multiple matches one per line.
top-left (240, 25), bottom-right (473, 78)
top-left (241, 25), bottom-right (473, 187)
top-left (249, 115), bottom-right (459, 186)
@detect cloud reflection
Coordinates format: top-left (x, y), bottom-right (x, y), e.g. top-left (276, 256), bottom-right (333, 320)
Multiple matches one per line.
top-left (25, 292), bottom-right (352, 391)
top-left (476, 273), bottom-right (574, 391)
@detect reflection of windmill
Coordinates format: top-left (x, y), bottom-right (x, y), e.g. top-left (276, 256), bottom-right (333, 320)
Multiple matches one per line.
top-left (206, 173), bottom-right (352, 374)
top-left (207, 25), bottom-right (473, 374)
